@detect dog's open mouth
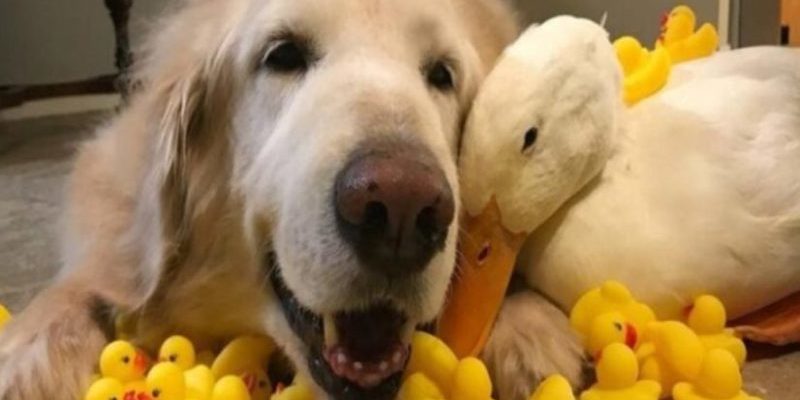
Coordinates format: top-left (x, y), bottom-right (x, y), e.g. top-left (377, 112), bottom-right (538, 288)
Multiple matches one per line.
top-left (268, 258), bottom-right (412, 399)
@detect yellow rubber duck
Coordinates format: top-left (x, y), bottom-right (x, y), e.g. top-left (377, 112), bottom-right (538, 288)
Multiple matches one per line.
top-left (570, 281), bottom-right (656, 354)
top-left (686, 295), bottom-right (747, 366)
top-left (672, 349), bottom-right (762, 400)
top-left (184, 364), bottom-right (215, 400)
top-left (0, 304), bottom-right (11, 331)
top-left (242, 368), bottom-right (272, 400)
top-left (401, 332), bottom-right (494, 400)
top-left (122, 380), bottom-right (149, 400)
top-left (211, 335), bottom-right (275, 377)
top-left (637, 321), bottom-right (706, 393)
top-left (529, 375), bottom-right (576, 400)
top-left (404, 331), bottom-right (459, 394)
top-left (160, 335), bottom-right (197, 371)
top-left (449, 357), bottom-right (493, 400)
top-left (100, 340), bottom-right (149, 383)
top-left (146, 362), bottom-right (187, 400)
top-left (270, 374), bottom-right (315, 400)
top-left (398, 373), bottom-right (446, 400)
top-left (84, 377), bottom-right (124, 400)
top-left (613, 36), bottom-right (672, 105)
top-left (656, 5), bottom-right (719, 64)
top-left (580, 343), bottom-right (661, 400)
top-left (211, 375), bottom-right (252, 400)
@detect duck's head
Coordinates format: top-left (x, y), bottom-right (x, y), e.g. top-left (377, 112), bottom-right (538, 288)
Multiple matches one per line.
top-left (529, 375), bottom-right (575, 400)
top-left (211, 376), bottom-right (252, 400)
top-left (685, 295), bottom-right (727, 334)
top-left (595, 343), bottom-right (639, 390)
top-left (158, 335), bottom-right (196, 371)
top-left (146, 362), bottom-right (186, 400)
top-left (100, 340), bottom-right (149, 383)
top-left (658, 5), bottom-right (696, 46)
top-left (439, 16), bottom-right (623, 357)
top-left (587, 312), bottom-right (639, 357)
top-left (693, 349), bottom-right (742, 398)
top-left (84, 377), bottom-right (125, 400)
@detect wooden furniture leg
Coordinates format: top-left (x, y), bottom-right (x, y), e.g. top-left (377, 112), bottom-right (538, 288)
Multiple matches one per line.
top-left (104, 0), bottom-right (134, 99)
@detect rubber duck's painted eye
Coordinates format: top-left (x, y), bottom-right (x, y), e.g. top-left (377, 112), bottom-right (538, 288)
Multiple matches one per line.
top-left (613, 322), bottom-right (623, 331)
top-left (522, 127), bottom-right (538, 152)
top-left (169, 354), bottom-right (177, 362)
top-left (152, 389), bottom-right (161, 398)
top-left (122, 356), bottom-right (130, 364)
top-left (477, 242), bottom-right (491, 265)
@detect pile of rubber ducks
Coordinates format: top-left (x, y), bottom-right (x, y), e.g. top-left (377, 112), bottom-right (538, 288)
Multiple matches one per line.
top-left (531, 280), bottom-right (759, 400)
top-left (398, 331), bottom-right (494, 400)
top-left (613, 5), bottom-right (719, 105)
top-left (85, 335), bottom-right (276, 400)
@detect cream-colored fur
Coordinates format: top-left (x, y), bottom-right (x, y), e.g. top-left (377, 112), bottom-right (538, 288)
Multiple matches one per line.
top-left (0, 1), bottom-right (583, 400)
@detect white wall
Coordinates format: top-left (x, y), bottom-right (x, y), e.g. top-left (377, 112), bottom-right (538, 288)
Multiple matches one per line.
top-left (0, 0), bottom-right (167, 86)
top-left (1, 0), bottom-right (780, 86)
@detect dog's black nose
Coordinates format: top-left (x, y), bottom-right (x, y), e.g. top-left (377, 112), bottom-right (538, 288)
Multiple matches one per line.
top-left (334, 141), bottom-right (455, 276)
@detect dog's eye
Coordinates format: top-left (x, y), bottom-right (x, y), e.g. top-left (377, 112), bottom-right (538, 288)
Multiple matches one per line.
top-left (426, 60), bottom-right (454, 91)
top-left (262, 39), bottom-right (310, 73)
top-left (522, 127), bottom-right (538, 152)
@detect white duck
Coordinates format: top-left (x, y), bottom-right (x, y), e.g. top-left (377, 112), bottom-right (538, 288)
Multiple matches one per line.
top-left (438, 16), bottom-right (800, 356)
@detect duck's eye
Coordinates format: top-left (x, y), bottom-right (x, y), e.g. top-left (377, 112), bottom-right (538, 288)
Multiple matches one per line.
top-left (614, 322), bottom-right (623, 331)
top-left (152, 389), bottom-right (161, 398)
top-left (426, 60), bottom-right (455, 91)
top-left (522, 127), bottom-right (538, 152)
top-left (121, 356), bottom-right (130, 364)
top-left (169, 354), bottom-right (177, 362)
top-left (262, 38), bottom-right (311, 73)
top-left (477, 242), bottom-right (491, 264)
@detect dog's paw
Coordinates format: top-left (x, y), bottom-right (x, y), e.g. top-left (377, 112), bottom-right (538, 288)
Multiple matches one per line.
top-left (0, 290), bottom-right (112, 400)
top-left (482, 291), bottom-right (588, 400)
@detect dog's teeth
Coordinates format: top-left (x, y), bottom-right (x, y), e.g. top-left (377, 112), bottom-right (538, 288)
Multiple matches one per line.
top-left (336, 352), bottom-right (347, 365)
top-left (354, 361), bottom-right (364, 371)
top-left (324, 314), bottom-right (339, 347)
top-left (379, 361), bottom-right (389, 372)
top-left (392, 350), bottom-right (403, 364)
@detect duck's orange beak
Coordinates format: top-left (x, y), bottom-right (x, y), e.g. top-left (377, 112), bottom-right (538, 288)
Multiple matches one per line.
top-left (133, 351), bottom-right (149, 374)
top-left (437, 198), bottom-right (527, 358)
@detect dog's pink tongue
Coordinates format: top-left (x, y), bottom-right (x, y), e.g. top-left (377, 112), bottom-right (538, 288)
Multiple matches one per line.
top-left (323, 343), bottom-right (409, 388)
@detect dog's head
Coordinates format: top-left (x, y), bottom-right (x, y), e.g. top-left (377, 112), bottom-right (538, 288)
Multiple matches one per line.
top-left (132, 0), bottom-right (514, 398)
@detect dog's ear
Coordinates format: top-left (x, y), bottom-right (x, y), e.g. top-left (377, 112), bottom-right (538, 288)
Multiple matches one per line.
top-left (134, 42), bottom-right (237, 292)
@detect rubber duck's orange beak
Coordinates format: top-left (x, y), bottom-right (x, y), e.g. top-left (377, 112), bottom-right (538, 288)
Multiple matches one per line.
top-left (625, 323), bottom-right (638, 349)
top-left (133, 351), bottom-right (149, 373)
top-left (437, 198), bottom-right (527, 358)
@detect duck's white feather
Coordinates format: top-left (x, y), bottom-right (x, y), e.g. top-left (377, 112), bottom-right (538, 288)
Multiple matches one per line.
top-left (519, 48), bottom-right (800, 318)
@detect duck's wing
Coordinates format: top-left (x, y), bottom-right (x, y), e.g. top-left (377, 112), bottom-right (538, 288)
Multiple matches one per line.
top-left (668, 46), bottom-right (800, 89)
top-left (657, 51), bottom-right (800, 344)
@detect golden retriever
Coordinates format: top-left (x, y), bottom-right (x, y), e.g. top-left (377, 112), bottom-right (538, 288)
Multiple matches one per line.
top-left (0, 1), bottom-right (585, 399)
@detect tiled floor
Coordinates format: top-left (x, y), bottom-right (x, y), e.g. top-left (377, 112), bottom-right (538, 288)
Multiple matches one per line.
top-left (0, 111), bottom-right (797, 398)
